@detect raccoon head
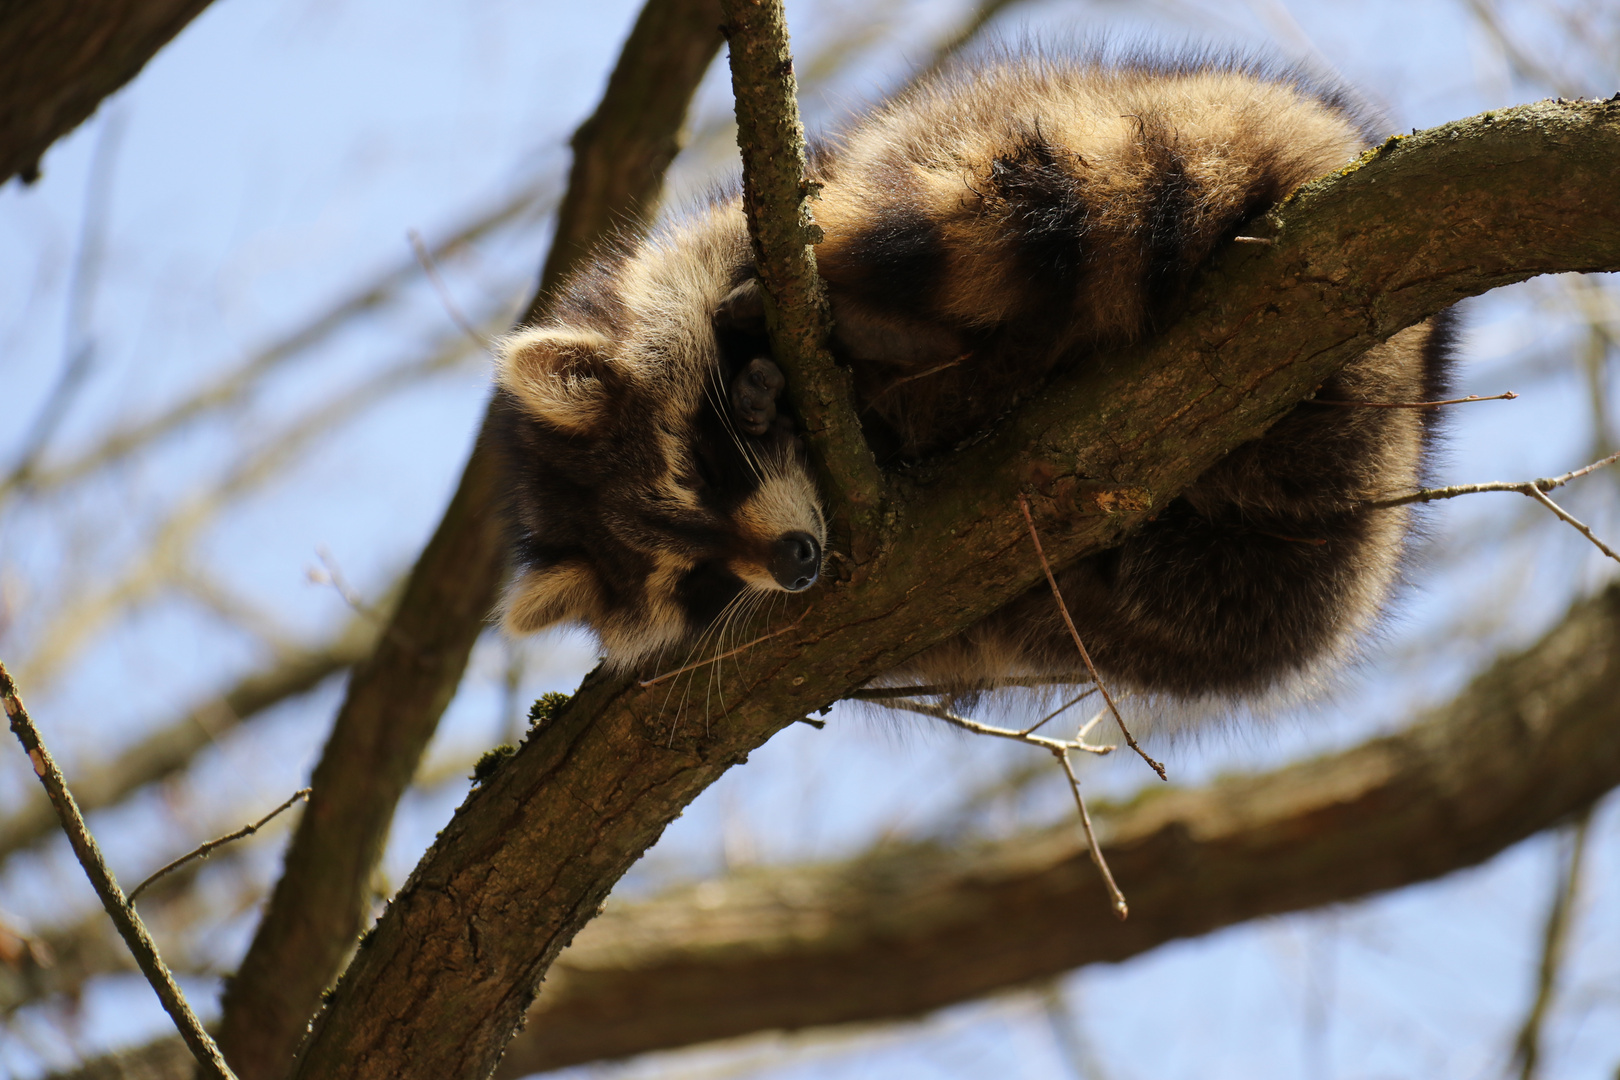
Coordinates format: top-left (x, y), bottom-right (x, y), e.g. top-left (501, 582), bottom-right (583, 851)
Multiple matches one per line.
top-left (492, 257), bottom-right (826, 673)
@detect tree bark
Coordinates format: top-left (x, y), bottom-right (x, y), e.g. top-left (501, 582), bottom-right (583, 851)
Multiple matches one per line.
top-left (0, 0), bottom-right (215, 185)
top-left (497, 582), bottom-right (1620, 1073)
top-left (211, 1), bottom-right (725, 1075)
top-left (47, 580), bottom-right (1620, 1080)
top-left (288, 99), bottom-right (1620, 1080)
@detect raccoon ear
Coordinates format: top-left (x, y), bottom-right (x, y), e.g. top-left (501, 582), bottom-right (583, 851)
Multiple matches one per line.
top-left (502, 561), bottom-right (606, 635)
top-left (496, 327), bottom-right (618, 434)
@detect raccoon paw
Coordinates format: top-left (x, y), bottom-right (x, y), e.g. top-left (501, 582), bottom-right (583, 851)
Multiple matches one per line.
top-left (732, 356), bottom-right (785, 436)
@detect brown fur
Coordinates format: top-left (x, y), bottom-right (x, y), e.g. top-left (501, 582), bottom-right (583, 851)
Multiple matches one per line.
top-left (492, 49), bottom-right (1455, 702)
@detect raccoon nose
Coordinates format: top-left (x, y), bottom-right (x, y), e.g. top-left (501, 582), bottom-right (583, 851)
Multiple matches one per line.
top-left (770, 531), bottom-right (821, 592)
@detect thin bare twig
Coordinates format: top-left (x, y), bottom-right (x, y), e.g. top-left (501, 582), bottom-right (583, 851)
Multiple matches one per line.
top-left (407, 228), bottom-right (489, 348)
top-left (871, 692), bottom-right (1126, 916)
top-left (880, 696), bottom-right (1113, 757)
top-left (128, 788), bottom-right (311, 904)
top-left (1524, 485), bottom-right (1620, 564)
top-left (1311, 390), bottom-right (1518, 408)
top-left (1018, 495), bottom-right (1166, 781)
top-left (1366, 450), bottom-right (1620, 564)
top-left (1058, 750), bottom-right (1128, 919)
top-left (1509, 809), bottom-right (1592, 1080)
top-left (0, 661), bottom-right (237, 1080)
top-left (638, 606), bottom-right (815, 688)
top-left (1372, 450), bottom-right (1620, 508)
top-left (2, 110), bottom-right (125, 495)
top-left (722, 0), bottom-right (887, 552)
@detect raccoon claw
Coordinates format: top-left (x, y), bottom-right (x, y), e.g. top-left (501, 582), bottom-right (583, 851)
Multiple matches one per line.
top-left (732, 356), bottom-right (784, 436)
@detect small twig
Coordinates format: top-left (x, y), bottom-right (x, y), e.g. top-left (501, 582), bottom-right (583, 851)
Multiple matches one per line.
top-left (1365, 450), bottom-right (1620, 564)
top-left (1310, 390), bottom-right (1517, 409)
top-left (722, 0), bottom-right (888, 549)
top-left (869, 693), bottom-right (1126, 914)
top-left (310, 548), bottom-right (426, 656)
top-left (1524, 485), bottom-right (1620, 564)
top-left (1368, 449), bottom-right (1620, 509)
top-left (407, 228), bottom-right (488, 348)
top-left (1231, 235), bottom-right (1275, 245)
top-left (1057, 750), bottom-right (1128, 919)
top-left (311, 547), bottom-right (378, 618)
top-left (878, 697), bottom-right (1113, 757)
top-left (639, 605), bottom-right (815, 687)
top-left (1019, 689), bottom-right (1097, 737)
top-left (1509, 809), bottom-right (1592, 1080)
top-left (128, 788), bottom-right (311, 904)
top-left (1018, 495), bottom-right (1167, 781)
top-left (1, 661), bottom-right (238, 1080)
top-left (1, 110), bottom-right (125, 496)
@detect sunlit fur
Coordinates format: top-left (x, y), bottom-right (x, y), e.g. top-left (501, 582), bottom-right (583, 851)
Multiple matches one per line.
top-left (493, 48), bottom-right (1455, 700)
top-left (492, 203), bottom-right (826, 672)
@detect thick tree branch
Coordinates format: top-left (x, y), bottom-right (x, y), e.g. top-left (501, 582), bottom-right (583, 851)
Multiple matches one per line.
top-left (489, 581), bottom-right (1620, 1073)
top-left (721, 0), bottom-right (887, 557)
top-left (288, 100), bottom-right (1620, 1080)
top-left (0, 0), bottom-right (214, 185)
top-left (52, 578), bottom-right (1620, 1080)
top-left (212, 2), bottom-right (726, 1074)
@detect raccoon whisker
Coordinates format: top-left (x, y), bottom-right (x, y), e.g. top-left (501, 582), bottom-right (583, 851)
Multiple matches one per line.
top-left (702, 589), bottom-right (763, 727)
top-left (1018, 494), bottom-right (1166, 782)
top-left (705, 375), bottom-right (767, 484)
top-left (639, 603), bottom-right (815, 688)
top-left (862, 354), bottom-right (967, 411)
top-left (1309, 390), bottom-right (1517, 408)
top-left (670, 587), bottom-right (755, 728)
top-left (661, 584), bottom-right (759, 732)
top-left (850, 675), bottom-right (1101, 700)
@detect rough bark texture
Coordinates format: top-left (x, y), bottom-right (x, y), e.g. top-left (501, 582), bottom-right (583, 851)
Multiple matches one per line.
top-left (0, 0), bottom-right (215, 185)
top-left (212, 2), bottom-right (725, 1075)
top-left (721, 0), bottom-right (886, 551)
top-left (496, 583), bottom-right (1620, 1073)
top-left (213, 442), bottom-right (507, 1078)
top-left (288, 100), bottom-right (1620, 1080)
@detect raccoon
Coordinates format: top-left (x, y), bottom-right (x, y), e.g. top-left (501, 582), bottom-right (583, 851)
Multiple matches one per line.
top-left (491, 50), bottom-right (1455, 702)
